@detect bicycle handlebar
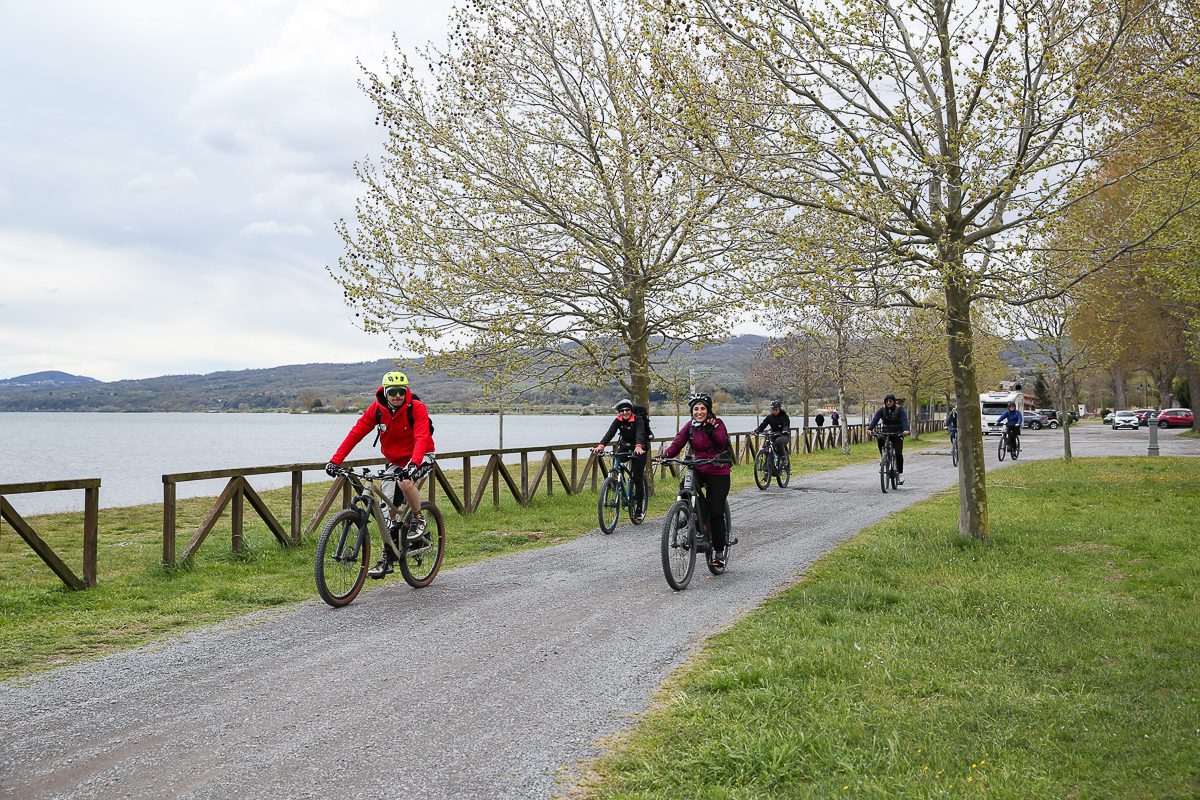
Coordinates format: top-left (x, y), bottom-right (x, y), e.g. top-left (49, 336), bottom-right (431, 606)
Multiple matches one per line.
top-left (654, 455), bottom-right (732, 467)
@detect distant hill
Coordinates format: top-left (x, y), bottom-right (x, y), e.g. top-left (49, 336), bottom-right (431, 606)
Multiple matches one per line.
top-left (0, 336), bottom-right (769, 412)
top-left (0, 371), bottom-right (102, 388)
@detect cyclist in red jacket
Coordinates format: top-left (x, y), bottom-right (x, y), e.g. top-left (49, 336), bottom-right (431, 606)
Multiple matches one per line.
top-left (325, 370), bottom-right (435, 579)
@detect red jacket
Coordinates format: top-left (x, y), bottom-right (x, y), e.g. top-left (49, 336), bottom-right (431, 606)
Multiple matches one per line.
top-left (330, 387), bottom-right (434, 466)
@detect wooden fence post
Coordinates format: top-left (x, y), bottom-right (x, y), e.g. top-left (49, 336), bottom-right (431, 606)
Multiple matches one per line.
top-left (163, 480), bottom-right (176, 566)
top-left (83, 486), bottom-right (98, 588)
top-left (231, 479), bottom-right (244, 554)
top-left (290, 470), bottom-right (302, 545)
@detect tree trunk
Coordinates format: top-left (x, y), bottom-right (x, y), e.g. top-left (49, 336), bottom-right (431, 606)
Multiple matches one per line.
top-left (945, 280), bottom-right (989, 540)
top-left (909, 377), bottom-right (922, 441)
top-left (802, 396), bottom-right (811, 434)
top-left (837, 385), bottom-right (851, 454)
top-left (1189, 361), bottom-right (1200, 433)
top-left (1058, 382), bottom-right (1073, 462)
top-left (628, 293), bottom-right (651, 408)
top-left (498, 400), bottom-right (505, 450)
top-left (1111, 366), bottom-right (1127, 410)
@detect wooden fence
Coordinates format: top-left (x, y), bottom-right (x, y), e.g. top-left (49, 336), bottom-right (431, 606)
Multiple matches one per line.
top-left (0, 479), bottom-right (99, 589)
top-left (11, 419), bottom-right (941, 569)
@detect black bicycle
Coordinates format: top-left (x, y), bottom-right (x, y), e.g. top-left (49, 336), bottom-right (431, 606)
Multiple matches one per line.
top-left (870, 430), bottom-right (902, 493)
top-left (998, 428), bottom-right (1021, 461)
top-left (655, 456), bottom-right (734, 590)
top-left (315, 466), bottom-right (446, 607)
top-left (950, 429), bottom-right (959, 467)
top-left (597, 448), bottom-right (646, 534)
top-left (752, 431), bottom-right (791, 489)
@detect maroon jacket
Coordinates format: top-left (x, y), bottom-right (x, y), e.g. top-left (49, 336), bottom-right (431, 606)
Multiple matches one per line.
top-left (662, 418), bottom-right (731, 476)
top-left (330, 387), bottom-right (434, 466)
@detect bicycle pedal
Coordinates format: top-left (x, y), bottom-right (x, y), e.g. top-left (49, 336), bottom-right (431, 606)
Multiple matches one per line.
top-left (728, 537), bottom-right (739, 546)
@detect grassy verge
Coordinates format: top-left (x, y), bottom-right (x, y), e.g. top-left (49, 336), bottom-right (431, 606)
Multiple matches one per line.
top-left (581, 457), bottom-right (1200, 799)
top-left (0, 437), bottom-right (893, 681)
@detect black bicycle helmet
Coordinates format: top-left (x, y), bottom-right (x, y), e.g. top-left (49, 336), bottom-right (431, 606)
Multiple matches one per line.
top-left (613, 399), bottom-right (634, 412)
top-left (688, 392), bottom-right (713, 412)
top-left (770, 400), bottom-right (783, 410)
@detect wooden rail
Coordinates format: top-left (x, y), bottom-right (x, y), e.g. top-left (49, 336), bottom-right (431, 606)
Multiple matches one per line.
top-left (0, 479), bottom-right (100, 589)
top-left (160, 421), bottom-right (944, 564)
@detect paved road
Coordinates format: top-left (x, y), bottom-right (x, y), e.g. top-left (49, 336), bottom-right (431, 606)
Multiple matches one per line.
top-left (2, 425), bottom-right (1196, 799)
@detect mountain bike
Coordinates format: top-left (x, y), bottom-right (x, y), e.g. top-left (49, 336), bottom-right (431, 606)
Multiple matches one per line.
top-left (655, 456), bottom-right (734, 590)
top-left (998, 428), bottom-right (1021, 461)
top-left (870, 430), bottom-right (903, 493)
top-left (752, 431), bottom-right (791, 489)
top-left (315, 466), bottom-right (446, 607)
top-left (597, 448), bottom-right (646, 534)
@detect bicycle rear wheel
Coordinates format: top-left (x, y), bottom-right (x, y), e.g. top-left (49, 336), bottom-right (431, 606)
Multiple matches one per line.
top-left (951, 437), bottom-right (959, 466)
top-left (1012, 437), bottom-right (1021, 460)
top-left (753, 449), bottom-right (771, 490)
top-left (315, 509), bottom-right (369, 607)
top-left (775, 450), bottom-right (791, 488)
top-left (398, 501), bottom-right (445, 588)
top-left (661, 501), bottom-right (696, 590)
top-left (598, 475), bottom-right (620, 534)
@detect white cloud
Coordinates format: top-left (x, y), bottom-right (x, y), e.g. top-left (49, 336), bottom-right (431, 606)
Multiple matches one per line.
top-left (0, 1), bottom-right (453, 381)
top-left (239, 221), bottom-right (314, 238)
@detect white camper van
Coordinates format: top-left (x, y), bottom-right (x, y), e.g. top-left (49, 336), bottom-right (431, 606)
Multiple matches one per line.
top-left (979, 390), bottom-right (1027, 435)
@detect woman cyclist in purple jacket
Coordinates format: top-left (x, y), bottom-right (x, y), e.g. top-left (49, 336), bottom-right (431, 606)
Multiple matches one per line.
top-left (657, 393), bottom-right (733, 568)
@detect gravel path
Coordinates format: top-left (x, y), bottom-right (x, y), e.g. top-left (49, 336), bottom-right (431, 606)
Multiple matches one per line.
top-left (3, 426), bottom-right (1196, 799)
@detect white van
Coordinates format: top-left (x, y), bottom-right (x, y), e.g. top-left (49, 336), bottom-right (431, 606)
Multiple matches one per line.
top-left (979, 390), bottom-right (1025, 435)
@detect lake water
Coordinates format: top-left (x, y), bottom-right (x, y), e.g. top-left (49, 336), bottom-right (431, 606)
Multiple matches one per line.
top-left (0, 411), bottom-right (848, 515)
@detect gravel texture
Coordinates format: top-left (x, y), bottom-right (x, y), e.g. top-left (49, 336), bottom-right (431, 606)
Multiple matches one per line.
top-left (2, 425), bottom-right (1196, 799)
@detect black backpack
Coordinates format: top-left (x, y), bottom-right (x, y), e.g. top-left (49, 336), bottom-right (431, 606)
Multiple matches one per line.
top-left (372, 394), bottom-right (435, 447)
top-left (633, 404), bottom-right (654, 443)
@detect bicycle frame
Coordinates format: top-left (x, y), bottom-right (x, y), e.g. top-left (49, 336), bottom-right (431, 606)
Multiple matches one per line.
top-left (606, 449), bottom-right (638, 511)
top-left (338, 470), bottom-right (426, 563)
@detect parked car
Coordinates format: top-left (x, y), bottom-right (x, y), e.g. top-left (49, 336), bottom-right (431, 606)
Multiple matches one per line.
top-left (1031, 409), bottom-right (1062, 429)
top-left (1134, 408), bottom-right (1157, 426)
top-left (1103, 411), bottom-right (1116, 424)
top-left (1112, 410), bottom-right (1140, 430)
top-left (1155, 408), bottom-right (1194, 428)
top-left (1024, 411), bottom-right (1055, 430)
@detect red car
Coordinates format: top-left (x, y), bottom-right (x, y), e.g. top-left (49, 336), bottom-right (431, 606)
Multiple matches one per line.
top-left (1155, 408), bottom-right (1194, 428)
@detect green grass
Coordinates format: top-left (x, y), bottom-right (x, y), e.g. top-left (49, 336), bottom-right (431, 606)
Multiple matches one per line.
top-left (0, 437), bottom-right (890, 681)
top-left (581, 457), bottom-right (1200, 799)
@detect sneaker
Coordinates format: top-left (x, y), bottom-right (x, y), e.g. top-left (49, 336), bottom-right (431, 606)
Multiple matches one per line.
top-left (406, 515), bottom-right (428, 541)
top-left (711, 550), bottom-right (726, 569)
top-left (631, 511), bottom-right (645, 524)
top-left (367, 556), bottom-right (393, 579)
top-left (897, 476), bottom-right (905, 485)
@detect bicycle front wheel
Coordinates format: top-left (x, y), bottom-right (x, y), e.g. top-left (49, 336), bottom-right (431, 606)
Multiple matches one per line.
top-left (315, 509), bottom-right (369, 607)
top-left (753, 449), bottom-right (771, 490)
top-left (879, 451), bottom-right (889, 494)
top-left (661, 501), bottom-right (696, 591)
top-left (598, 475), bottom-right (620, 534)
top-left (997, 435), bottom-right (1007, 461)
top-left (395, 501), bottom-right (445, 588)
top-left (775, 450), bottom-right (791, 488)
top-left (951, 437), bottom-right (959, 467)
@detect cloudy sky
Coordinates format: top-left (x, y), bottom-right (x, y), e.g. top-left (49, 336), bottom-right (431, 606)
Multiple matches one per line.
top-left (0, 1), bottom-right (455, 382)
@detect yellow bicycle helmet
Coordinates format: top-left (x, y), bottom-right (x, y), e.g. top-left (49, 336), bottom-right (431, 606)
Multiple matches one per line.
top-left (382, 371), bottom-right (409, 389)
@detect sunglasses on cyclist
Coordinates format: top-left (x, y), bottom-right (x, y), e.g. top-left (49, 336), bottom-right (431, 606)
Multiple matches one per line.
top-left (385, 386), bottom-right (407, 398)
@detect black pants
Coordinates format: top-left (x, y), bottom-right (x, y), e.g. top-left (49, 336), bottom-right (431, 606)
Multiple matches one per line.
top-left (876, 434), bottom-right (905, 473)
top-left (625, 453), bottom-right (647, 513)
top-left (1005, 426), bottom-right (1021, 449)
top-left (696, 472), bottom-right (731, 551)
top-left (771, 433), bottom-right (790, 458)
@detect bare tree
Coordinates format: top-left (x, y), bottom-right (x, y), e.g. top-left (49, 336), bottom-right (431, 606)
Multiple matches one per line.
top-left (746, 333), bottom-right (824, 428)
top-left (675, 0), bottom-right (1199, 537)
top-left (333, 0), bottom-right (777, 410)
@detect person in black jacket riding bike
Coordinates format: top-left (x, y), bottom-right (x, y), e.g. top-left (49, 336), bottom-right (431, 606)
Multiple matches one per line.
top-left (867, 393), bottom-right (910, 484)
top-left (753, 401), bottom-right (791, 461)
top-left (591, 399), bottom-right (650, 523)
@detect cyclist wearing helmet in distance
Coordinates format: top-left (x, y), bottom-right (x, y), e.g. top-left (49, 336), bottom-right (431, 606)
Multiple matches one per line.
top-left (753, 400), bottom-right (791, 462)
top-left (996, 401), bottom-right (1023, 452)
top-left (867, 392), bottom-right (910, 484)
top-left (325, 370), bottom-right (435, 579)
top-left (655, 393), bottom-right (733, 568)
top-left (591, 399), bottom-right (650, 523)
